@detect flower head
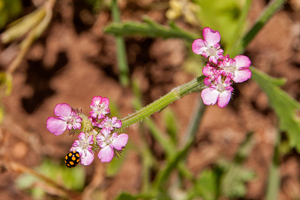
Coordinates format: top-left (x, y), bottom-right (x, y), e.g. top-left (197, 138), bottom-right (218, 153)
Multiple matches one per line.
top-left (46, 103), bottom-right (82, 135)
top-left (192, 27), bottom-right (224, 64)
top-left (96, 128), bottom-right (128, 162)
top-left (70, 132), bottom-right (94, 165)
top-left (89, 96), bottom-right (110, 119)
top-left (98, 116), bottom-right (122, 130)
top-left (202, 63), bottom-right (219, 86)
top-left (219, 55), bottom-right (252, 83)
top-left (201, 75), bottom-right (233, 108)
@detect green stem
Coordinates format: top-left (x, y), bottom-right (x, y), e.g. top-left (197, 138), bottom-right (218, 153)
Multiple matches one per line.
top-left (111, 0), bottom-right (129, 86)
top-left (266, 131), bottom-right (280, 200)
top-left (229, 0), bottom-right (287, 57)
top-left (225, 0), bottom-right (252, 55)
top-left (177, 94), bottom-right (206, 183)
top-left (121, 76), bottom-right (206, 129)
top-left (181, 94), bottom-right (206, 147)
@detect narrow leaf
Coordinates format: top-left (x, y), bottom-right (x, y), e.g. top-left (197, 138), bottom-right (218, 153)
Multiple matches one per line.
top-left (104, 16), bottom-right (199, 43)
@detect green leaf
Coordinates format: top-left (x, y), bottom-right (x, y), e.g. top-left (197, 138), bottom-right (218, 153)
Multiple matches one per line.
top-left (194, 0), bottom-right (244, 46)
top-left (15, 159), bottom-right (86, 194)
top-left (220, 163), bottom-right (254, 198)
top-left (219, 133), bottom-right (255, 198)
top-left (251, 67), bottom-right (300, 151)
top-left (0, 72), bottom-right (13, 96)
top-left (104, 16), bottom-right (199, 43)
top-left (195, 169), bottom-right (221, 200)
top-left (1, 6), bottom-right (46, 43)
top-left (61, 164), bottom-right (85, 191)
top-left (114, 192), bottom-right (139, 200)
top-left (0, 0), bottom-right (22, 29)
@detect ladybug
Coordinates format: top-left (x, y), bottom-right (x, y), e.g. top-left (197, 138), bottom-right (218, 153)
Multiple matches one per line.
top-left (64, 151), bottom-right (80, 168)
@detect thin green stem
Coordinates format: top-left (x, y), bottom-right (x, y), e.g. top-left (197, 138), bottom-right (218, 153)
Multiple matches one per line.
top-left (176, 94), bottom-right (206, 184)
top-left (266, 131), bottom-right (280, 200)
top-left (225, 0), bottom-right (252, 55)
top-left (181, 94), bottom-right (206, 147)
top-left (229, 0), bottom-right (287, 57)
top-left (144, 119), bottom-right (174, 155)
top-left (121, 76), bottom-right (206, 129)
top-left (132, 95), bottom-right (157, 193)
top-left (111, 0), bottom-right (129, 86)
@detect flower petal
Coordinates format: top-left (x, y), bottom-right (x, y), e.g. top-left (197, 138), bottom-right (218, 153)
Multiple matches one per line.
top-left (192, 39), bottom-right (206, 54)
top-left (112, 134), bottom-right (129, 150)
top-left (217, 90), bottom-right (232, 108)
top-left (234, 55), bottom-right (251, 69)
top-left (201, 88), bottom-right (219, 106)
top-left (54, 103), bottom-right (72, 117)
top-left (91, 96), bottom-right (103, 106)
top-left (71, 140), bottom-right (80, 148)
top-left (233, 68), bottom-right (252, 83)
top-left (98, 146), bottom-right (114, 162)
top-left (80, 148), bottom-right (94, 165)
top-left (46, 117), bottom-right (67, 135)
top-left (78, 132), bottom-right (86, 140)
top-left (101, 128), bottom-right (111, 137)
top-left (209, 56), bottom-right (218, 65)
top-left (203, 27), bottom-right (221, 46)
top-left (101, 97), bottom-right (110, 108)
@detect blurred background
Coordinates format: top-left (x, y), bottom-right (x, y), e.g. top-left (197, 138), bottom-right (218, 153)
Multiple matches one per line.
top-left (0, 0), bottom-right (300, 199)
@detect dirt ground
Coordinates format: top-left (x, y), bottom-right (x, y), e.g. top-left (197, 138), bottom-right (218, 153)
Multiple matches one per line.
top-left (1, 0), bottom-right (300, 199)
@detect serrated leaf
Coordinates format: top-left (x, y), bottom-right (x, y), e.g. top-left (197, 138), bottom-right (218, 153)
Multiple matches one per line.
top-left (251, 67), bottom-right (300, 151)
top-left (104, 16), bottom-right (199, 43)
top-left (219, 133), bottom-right (255, 198)
top-left (195, 169), bottom-right (221, 200)
top-left (221, 164), bottom-right (255, 198)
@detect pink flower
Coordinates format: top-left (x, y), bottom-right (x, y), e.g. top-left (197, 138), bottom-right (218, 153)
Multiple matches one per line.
top-left (202, 63), bottom-right (219, 86)
top-left (70, 132), bottom-right (94, 165)
top-left (88, 116), bottom-right (99, 126)
top-left (96, 128), bottom-right (128, 162)
top-left (192, 27), bottom-right (224, 64)
top-left (89, 96), bottom-right (110, 119)
top-left (219, 55), bottom-right (252, 83)
top-left (46, 103), bottom-right (82, 135)
top-left (201, 76), bottom-right (233, 108)
top-left (98, 116), bottom-right (122, 130)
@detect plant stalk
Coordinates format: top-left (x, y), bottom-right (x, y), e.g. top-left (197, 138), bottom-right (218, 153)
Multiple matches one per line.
top-left (120, 76), bottom-right (206, 129)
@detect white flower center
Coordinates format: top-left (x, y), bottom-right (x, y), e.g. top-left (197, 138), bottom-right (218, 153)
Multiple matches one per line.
top-left (66, 116), bottom-right (76, 125)
top-left (207, 47), bottom-right (217, 57)
top-left (80, 139), bottom-right (90, 149)
top-left (104, 136), bottom-right (112, 145)
top-left (216, 82), bottom-right (226, 92)
top-left (96, 103), bottom-right (105, 113)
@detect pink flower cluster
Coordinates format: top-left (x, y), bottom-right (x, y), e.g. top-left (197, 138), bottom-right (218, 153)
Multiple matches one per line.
top-left (46, 96), bottom-right (128, 166)
top-left (192, 27), bottom-right (252, 107)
